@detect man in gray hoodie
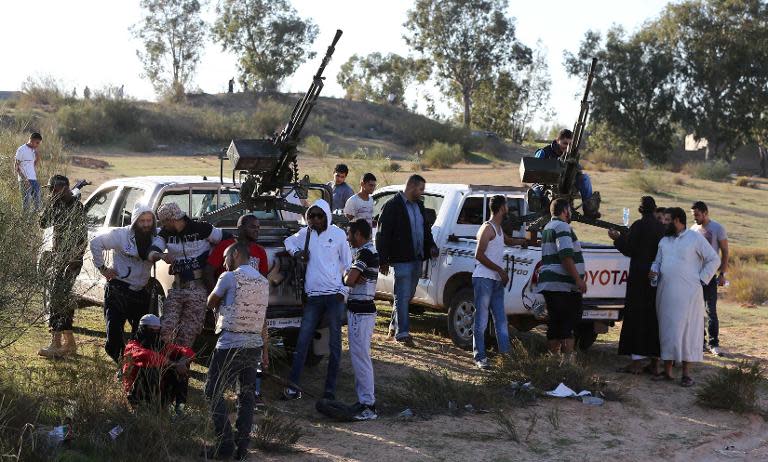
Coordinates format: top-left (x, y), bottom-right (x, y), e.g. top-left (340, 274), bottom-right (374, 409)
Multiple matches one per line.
top-left (282, 199), bottom-right (351, 400)
top-left (90, 204), bottom-right (165, 363)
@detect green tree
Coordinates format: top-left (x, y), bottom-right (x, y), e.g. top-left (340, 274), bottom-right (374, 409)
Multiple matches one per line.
top-left (131, 0), bottom-right (206, 100)
top-left (564, 27), bottom-right (677, 164)
top-left (212, 0), bottom-right (319, 91)
top-left (404, 0), bottom-right (531, 128)
top-left (653, 0), bottom-right (768, 161)
top-left (337, 53), bottom-right (430, 106)
top-left (471, 71), bottom-right (521, 138)
top-left (511, 43), bottom-right (553, 143)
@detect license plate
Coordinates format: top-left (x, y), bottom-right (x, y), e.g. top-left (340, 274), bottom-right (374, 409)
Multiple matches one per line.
top-left (266, 318), bottom-right (302, 328)
top-left (582, 309), bottom-right (619, 320)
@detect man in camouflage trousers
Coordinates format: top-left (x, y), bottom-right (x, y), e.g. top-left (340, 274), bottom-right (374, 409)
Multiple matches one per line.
top-left (38, 175), bottom-right (88, 358)
top-left (152, 202), bottom-right (222, 413)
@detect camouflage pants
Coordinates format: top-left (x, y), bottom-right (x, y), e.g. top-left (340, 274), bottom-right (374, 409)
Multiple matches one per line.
top-left (161, 281), bottom-right (207, 347)
top-left (45, 261), bottom-right (83, 331)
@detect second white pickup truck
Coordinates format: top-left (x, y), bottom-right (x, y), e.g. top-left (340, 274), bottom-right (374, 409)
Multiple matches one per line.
top-left (372, 184), bottom-right (629, 350)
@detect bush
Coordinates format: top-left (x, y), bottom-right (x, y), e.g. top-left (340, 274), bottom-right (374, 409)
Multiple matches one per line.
top-left (251, 411), bottom-right (304, 452)
top-left (302, 135), bottom-right (329, 158)
top-left (19, 75), bottom-right (67, 108)
top-left (56, 103), bottom-right (114, 144)
top-left (728, 259), bottom-right (768, 305)
top-left (584, 122), bottom-right (644, 168)
top-left (422, 141), bottom-right (464, 168)
top-left (585, 149), bottom-right (643, 169)
top-left (381, 369), bottom-right (495, 415)
top-left (735, 176), bottom-right (758, 188)
top-left (688, 160), bottom-right (731, 182)
top-left (627, 171), bottom-right (670, 195)
top-left (697, 361), bottom-right (764, 413)
top-left (252, 99), bottom-right (290, 137)
top-left (125, 128), bottom-right (155, 153)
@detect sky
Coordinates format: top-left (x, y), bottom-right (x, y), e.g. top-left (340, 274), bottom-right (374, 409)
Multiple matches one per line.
top-left (1, 0), bottom-right (672, 127)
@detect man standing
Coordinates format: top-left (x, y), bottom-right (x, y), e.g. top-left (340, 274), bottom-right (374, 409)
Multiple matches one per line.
top-left (654, 207), bottom-right (667, 223)
top-left (536, 198), bottom-right (587, 355)
top-left (651, 207), bottom-right (720, 387)
top-left (15, 132), bottom-right (42, 212)
top-left (90, 203), bottom-right (165, 363)
top-left (344, 173), bottom-right (377, 226)
top-left (327, 163), bottom-right (355, 213)
top-left (533, 129), bottom-right (599, 218)
top-left (690, 201), bottom-right (729, 356)
top-left (37, 175), bottom-right (88, 358)
top-left (376, 175), bottom-right (439, 347)
top-left (205, 242), bottom-right (269, 459)
top-left (282, 199), bottom-right (351, 400)
top-left (343, 219), bottom-right (379, 420)
top-left (472, 195), bottom-right (523, 369)
top-left (608, 196), bottom-right (665, 375)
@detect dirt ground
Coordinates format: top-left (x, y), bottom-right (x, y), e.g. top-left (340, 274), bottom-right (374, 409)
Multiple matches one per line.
top-left (11, 299), bottom-right (767, 462)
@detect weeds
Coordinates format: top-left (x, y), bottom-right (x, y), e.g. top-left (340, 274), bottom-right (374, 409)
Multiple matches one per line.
top-left (727, 259), bottom-right (768, 305)
top-left (491, 410), bottom-right (520, 442)
top-left (696, 361), bottom-right (765, 413)
top-left (547, 406), bottom-right (560, 430)
top-left (627, 171), bottom-right (670, 195)
top-left (735, 176), bottom-right (758, 188)
top-left (381, 369), bottom-right (495, 415)
top-left (302, 135), bottom-right (329, 158)
top-left (687, 160), bottom-right (731, 182)
top-left (251, 411), bottom-right (303, 452)
top-left (422, 141), bottom-right (464, 168)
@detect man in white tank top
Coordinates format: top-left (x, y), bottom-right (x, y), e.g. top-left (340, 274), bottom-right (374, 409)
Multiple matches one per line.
top-left (471, 195), bottom-right (527, 369)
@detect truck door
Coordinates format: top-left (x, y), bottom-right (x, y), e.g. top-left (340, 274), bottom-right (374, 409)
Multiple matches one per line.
top-left (77, 186), bottom-right (120, 303)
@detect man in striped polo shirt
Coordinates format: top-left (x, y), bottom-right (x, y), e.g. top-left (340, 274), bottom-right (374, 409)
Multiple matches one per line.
top-left (536, 198), bottom-right (587, 355)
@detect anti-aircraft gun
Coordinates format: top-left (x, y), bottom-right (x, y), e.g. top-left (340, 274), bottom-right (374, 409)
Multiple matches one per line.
top-left (511, 57), bottom-right (627, 235)
top-left (202, 29), bottom-right (345, 227)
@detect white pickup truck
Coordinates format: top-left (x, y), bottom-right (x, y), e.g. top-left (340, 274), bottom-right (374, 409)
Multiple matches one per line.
top-left (372, 184), bottom-right (629, 350)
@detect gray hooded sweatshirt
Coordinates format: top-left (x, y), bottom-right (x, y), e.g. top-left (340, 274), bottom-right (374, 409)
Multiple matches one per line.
top-left (89, 203), bottom-right (164, 290)
top-left (284, 199), bottom-right (351, 297)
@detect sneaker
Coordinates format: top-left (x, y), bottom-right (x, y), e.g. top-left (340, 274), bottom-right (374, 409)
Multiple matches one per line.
top-left (352, 404), bottom-right (378, 421)
top-left (475, 359), bottom-right (491, 370)
top-left (281, 387), bottom-right (301, 401)
top-left (396, 336), bottom-right (415, 348)
top-left (253, 392), bottom-right (266, 409)
top-left (709, 346), bottom-right (722, 356)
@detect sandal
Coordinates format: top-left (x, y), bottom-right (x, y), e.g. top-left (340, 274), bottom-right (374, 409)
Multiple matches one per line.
top-left (680, 376), bottom-right (695, 388)
top-left (651, 373), bottom-right (674, 382)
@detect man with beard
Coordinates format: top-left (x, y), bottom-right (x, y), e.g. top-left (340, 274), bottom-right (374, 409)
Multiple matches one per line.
top-left (121, 314), bottom-right (194, 408)
top-left (90, 203), bottom-right (165, 364)
top-left (37, 175), bottom-right (88, 358)
top-left (650, 207), bottom-right (720, 387)
top-left (608, 196), bottom-right (665, 375)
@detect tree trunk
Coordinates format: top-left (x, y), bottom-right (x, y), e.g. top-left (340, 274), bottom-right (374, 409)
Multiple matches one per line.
top-left (759, 145), bottom-right (768, 178)
top-left (463, 90), bottom-right (471, 128)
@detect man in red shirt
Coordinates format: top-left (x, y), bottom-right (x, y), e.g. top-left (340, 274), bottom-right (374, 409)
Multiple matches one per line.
top-left (205, 215), bottom-right (268, 282)
top-left (122, 314), bottom-right (194, 408)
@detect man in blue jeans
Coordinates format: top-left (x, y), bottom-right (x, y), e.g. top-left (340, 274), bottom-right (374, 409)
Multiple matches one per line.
top-left (15, 132), bottom-right (42, 212)
top-left (376, 175), bottom-right (439, 347)
top-left (283, 199), bottom-right (351, 400)
top-left (472, 195), bottom-right (526, 369)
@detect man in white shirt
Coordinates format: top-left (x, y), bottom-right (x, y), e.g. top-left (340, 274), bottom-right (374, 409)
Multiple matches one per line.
top-left (15, 132), bottom-right (42, 212)
top-left (282, 199), bottom-right (351, 401)
top-left (344, 172), bottom-right (377, 226)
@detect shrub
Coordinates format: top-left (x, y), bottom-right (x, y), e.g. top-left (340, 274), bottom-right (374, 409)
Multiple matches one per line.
top-left (302, 135), bottom-right (329, 158)
top-left (487, 341), bottom-right (591, 392)
top-left (125, 128), bottom-right (155, 153)
top-left (422, 141), bottom-right (464, 168)
top-left (19, 75), bottom-right (67, 108)
top-left (252, 99), bottom-right (290, 137)
top-left (728, 259), bottom-right (768, 305)
top-left (585, 149), bottom-right (643, 169)
top-left (381, 369), bottom-right (495, 415)
top-left (688, 160), bottom-right (731, 182)
top-left (56, 103), bottom-right (114, 144)
top-left (696, 361), bottom-right (764, 413)
top-left (627, 171), bottom-right (669, 195)
top-left (735, 176), bottom-right (758, 188)
top-left (251, 411), bottom-right (304, 452)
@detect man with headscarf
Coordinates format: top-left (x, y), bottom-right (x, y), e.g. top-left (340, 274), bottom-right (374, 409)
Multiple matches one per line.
top-left (608, 196), bottom-right (665, 375)
top-left (91, 203), bottom-right (165, 363)
top-left (282, 199), bottom-right (351, 401)
top-left (650, 207), bottom-right (720, 387)
top-left (37, 175), bottom-right (88, 358)
top-left (121, 314), bottom-right (194, 408)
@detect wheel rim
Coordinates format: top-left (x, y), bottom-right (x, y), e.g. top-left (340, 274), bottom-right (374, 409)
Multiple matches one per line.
top-left (453, 300), bottom-right (476, 342)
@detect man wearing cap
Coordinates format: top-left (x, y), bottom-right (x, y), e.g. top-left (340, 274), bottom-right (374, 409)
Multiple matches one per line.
top-left (37, 175), bottom-right (88, 358)
top-left (122, 314), bottom-right (195, 408)
top-left (90, 203), bottom-right (165, 363)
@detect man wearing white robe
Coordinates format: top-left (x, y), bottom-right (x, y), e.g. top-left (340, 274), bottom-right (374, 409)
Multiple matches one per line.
top-left (650, 207), bottom-right (719, 387)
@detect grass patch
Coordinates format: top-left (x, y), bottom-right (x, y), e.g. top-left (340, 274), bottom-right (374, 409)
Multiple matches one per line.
top-left (251, 410), bottom-right (304, 453)
top-left (687, 160), bottom-right (731, 182)
top-left (380, 369), bottom-right (496, 415)
top-left (735, 176), bottom-right (759, 188)
top-left (696, 361), bottom-right (765, 413)
top-left (626, 171), bottom-right (670, 195)
top-left (422, 141), bottom-right (464, 168)
top-left (301, 135), bottom-right (329, 158)
top-left (728, 259), bottom-right (768, 305)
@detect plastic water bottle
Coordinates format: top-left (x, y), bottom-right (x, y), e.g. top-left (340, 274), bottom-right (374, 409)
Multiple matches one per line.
top-left (622, 208), bottom-right (630, 227)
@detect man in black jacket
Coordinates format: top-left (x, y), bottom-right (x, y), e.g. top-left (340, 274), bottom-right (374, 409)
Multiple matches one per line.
top-left (376, 175), bottom-right (438, 347)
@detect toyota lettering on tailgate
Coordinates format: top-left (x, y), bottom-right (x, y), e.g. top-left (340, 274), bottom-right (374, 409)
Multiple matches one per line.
top-left (583, 257), bottom-right (630, 298)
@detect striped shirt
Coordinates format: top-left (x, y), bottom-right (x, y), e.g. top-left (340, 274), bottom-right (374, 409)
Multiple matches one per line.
top-left (536, 218), bottom-right (585, 293)
top-left (348, 241), bottom-right (379, 314)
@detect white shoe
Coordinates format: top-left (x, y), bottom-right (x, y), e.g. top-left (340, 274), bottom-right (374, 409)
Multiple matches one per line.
top-left (475, 359), bottom-right (491, 370)
top-left (352, 404), bottom-right (378, 421)
top-left (709, 346), bottom-right (722, 356)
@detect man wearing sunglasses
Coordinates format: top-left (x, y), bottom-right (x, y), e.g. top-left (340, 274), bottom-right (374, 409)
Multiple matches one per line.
top-left (282, 199), bottom-right (352, 401)
top-left (37, 175), bottom-right (88, 358)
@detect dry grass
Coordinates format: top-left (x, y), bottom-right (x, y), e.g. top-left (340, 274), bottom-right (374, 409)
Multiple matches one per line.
top-left (251, 410), bottom-right (304, 452)
top-left (727, 259), bottom-right (768, 305)
top-left (626, 171), bottom-right (670, 195)
top-left (696, 361), bottom-right (765, 413)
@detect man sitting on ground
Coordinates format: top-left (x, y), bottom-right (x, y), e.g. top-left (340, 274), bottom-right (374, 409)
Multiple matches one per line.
top-left (121, 315), bottom-right (194, 408)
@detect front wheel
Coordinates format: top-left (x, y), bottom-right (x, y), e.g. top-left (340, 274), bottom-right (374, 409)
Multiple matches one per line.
top-left (447, 288), bottom-right (475, 349)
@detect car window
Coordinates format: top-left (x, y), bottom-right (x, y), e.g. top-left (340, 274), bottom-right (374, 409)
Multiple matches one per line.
top-left (372, 191), bottom-right (398, 220)
top-left (422, 194), bottom-right (444, 227)
top-left (158, 190), bottom-right (190, 216)
top-left (111, 187), bottom-right (147, 227)
top-left (84, 187), bottom-right (118, 230)
top-left (457, 197), bottom-right (486, 225)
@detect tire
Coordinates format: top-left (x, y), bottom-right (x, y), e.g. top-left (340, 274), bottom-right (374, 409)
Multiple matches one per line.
top-left (447, 288), bottom-right (475, 350)
top-left (147, 278), bottom-right (165, 317)
top-left (574, 322), bottom-right (598, 351)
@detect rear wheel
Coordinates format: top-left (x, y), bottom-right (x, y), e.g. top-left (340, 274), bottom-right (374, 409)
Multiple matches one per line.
top-left (447, 288), bottom-right (475, 349)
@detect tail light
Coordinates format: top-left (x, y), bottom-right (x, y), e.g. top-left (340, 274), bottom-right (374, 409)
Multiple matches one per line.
top-left (531, 260), bottom-right (543, 285)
